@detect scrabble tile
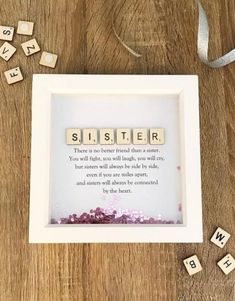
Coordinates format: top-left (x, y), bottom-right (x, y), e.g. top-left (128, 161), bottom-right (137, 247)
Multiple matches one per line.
top-left (21, 38), bottom-right (40, 56)
top-left (150, 128), bottom-right (165, 145)
top-left (217, 254), bottom-right (235, 275)
top-left (0, 42), bottom-right (16, 61)
top-left (116, 129), bottom-right (131, 145)
top-left (210, 227), bottom-right (231, 248)
top-left (83, 129), bottom-right (97, 145)
top-left (183, 255), bottom-right (202, 276)
top-left (17, 21), bottom-right (34, 36)
top-left (66, 129), bottom-right (81, 145)
top-left (100, 129), bottom-right (115, 145)
top-left (0, 26), bottom-right (14, 41)
top-left (4, 67), bottom-right (23, 85)
top-left (133, 128), bottom-right (148, 145)
top-left (39, 51), bottom-right (58, 68)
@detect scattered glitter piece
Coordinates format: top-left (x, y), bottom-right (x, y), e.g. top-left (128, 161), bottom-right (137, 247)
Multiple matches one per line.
top-left (52, 207), bottom-right (179, 224)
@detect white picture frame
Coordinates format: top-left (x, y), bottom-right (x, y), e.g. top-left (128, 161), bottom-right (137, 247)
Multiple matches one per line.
top-left (29, 74), bottom-right (202, 243)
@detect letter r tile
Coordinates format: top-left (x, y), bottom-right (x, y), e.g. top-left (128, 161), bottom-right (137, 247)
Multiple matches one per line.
top-left (150, 128), bottom-right (164, 145)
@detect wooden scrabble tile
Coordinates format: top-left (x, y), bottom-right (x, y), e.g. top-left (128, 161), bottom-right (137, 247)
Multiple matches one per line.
top-left (17, 21), bottom-right (34, 35)
top-left (39, 51), bottom-right (58, 68)
top-left (0, 42), bottom-right (16, 61)
top-left (66, 129), bottom-right (81, 145)
top-left (217, 254), bottom-right (235, 275)
top-left (0, 26), bottom-right (14, 41)
top-left (21, 38), bottom-right (40, 56)
top-left (116, 129), bottom-right (131, 145)
top-left (210, 227), bottom-right (231, 248)
top-left (133, 128), bottom-right (148, 145)
top-left (183, 255), bottom-right (202, 276)
top-left (4, 67), bottom-right (23, 85)
top-left (83, 129), bottom-right (97, 145)
top-left (100, 129), bottom-right (114, 145)
top-left (150, 128), bottom-right (164, 145)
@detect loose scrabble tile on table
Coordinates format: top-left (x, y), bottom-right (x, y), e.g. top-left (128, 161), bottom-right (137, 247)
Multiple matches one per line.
top-left (17, 21), bottom-right (34, 36)
top-left (40, 51), bottom-right (58, 68)
top-left (100, 129), bottom-right (115, 145)
top-left (150, 128), bottom-right (165, 145)
top-left (183, 255), bottom-right (203, 276)
top-left (133, 128), bottom-right (148, 145)
top-left (4, 67), bottom-right (23, 85)
top-left (116, 129), bottom-right (131, 145)
top-left (21, 38), bottom-right (40, 56)
top-left (217, 254), bottom-right (235, 275)
top-left (210, 227), bottom-right (231, 248)
top-left (83, 129), bottom-right (98, 145)
top-left (0, 42), bottom-right (16, 61)
top-left (66, 129), bottom-right (81, 145)
top-left (0, 25), bottom-right (14, 41)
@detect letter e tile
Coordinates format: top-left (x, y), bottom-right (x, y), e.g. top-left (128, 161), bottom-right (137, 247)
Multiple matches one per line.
top-left (183, 255), bottom-right (202, 276)
top-left (133, 128), bottom-right (147, 145)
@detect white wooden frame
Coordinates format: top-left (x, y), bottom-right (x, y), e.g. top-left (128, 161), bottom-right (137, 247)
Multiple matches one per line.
top-left (29, 74), bottom-right (202, 243)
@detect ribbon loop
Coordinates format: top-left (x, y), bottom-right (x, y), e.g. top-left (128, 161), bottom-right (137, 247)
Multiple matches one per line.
top-left (112, 0), bottom-right (235, 68)
top-left (197, 0), bottom-right (235, 68)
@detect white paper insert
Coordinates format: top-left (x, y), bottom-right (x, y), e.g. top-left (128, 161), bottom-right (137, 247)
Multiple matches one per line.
top-left (50, 94), bottom-right (182, 223)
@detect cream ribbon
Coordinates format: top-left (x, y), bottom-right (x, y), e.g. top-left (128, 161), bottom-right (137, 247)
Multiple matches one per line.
top-left (113, 0), bottom-right (235, 67)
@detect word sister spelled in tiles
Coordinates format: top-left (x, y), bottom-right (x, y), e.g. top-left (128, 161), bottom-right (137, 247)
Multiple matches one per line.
top-left (66, 128), bottom-right (164, 145)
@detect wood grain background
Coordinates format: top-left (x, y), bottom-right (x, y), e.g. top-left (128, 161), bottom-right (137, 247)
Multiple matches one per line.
top-left (0, 0), bottom-right (235, 300)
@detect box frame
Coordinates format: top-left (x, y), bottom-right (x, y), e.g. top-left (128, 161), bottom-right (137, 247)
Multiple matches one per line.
top-left (29, 74), bottom-right (202, 243)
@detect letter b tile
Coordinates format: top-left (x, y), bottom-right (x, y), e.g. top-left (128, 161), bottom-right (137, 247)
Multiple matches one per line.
top-left (183, 255), bottom-right (202, 276)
